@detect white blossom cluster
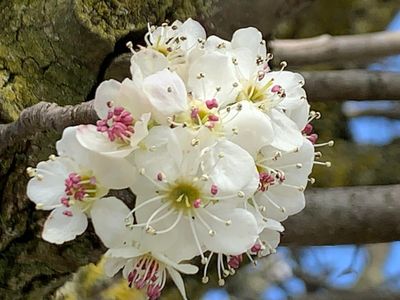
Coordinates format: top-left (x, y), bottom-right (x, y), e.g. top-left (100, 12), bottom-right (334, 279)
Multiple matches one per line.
top-left (26, 19), bottom-right (332, 300)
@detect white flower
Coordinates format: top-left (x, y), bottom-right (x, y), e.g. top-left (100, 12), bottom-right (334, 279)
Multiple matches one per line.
top-left (76, 79), bottom-right (151, 158)
top-left (91, 197), bottom-right (198, 300)
top-left (130, 18), bottom-right (206, 81)
top-left (204, 26), bottom-right (308, 151)
top-left (26, 126), bottom-right (135, 244)
top-left (129, 126), bottom-right (260, 263)
top-left (253, 138), bottom-right (315, 222)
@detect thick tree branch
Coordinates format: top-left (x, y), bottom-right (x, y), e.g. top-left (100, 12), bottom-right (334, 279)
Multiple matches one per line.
top-left (0, 101), bottom-right (97, 154)
top-left (302, 70), bottom-right (400, 101)
top-left (282, 184), bottom-right (400, 245)
top-left (271, 31), bottom-right (400, 66)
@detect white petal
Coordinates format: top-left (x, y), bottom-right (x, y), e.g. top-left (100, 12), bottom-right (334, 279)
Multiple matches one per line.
top-left (167, 267), bottom-right (188, 300)
top-left (76, 124), bottom-right (134, 158)
top-left (27, 157), bottom-right (77, 209)
top-left (91, 197), bottom-right (136, 248)
top-left (205, 35), bottom-right (231, 52)
top-left (259, 228), bottom-right (281, 255)
top-left (106, 247), bottom-right (145, 259)
top-left (42, 206), bottom-right (88, 244)
top-left (156, 253), bottom-right (198, 274)
top-left (178, 18), bottom-right (206, 51)
top-left (202, 139), bottom-right (259, 197)
top-left (196, 208), bottom-right (258, 255)
top-left (269, 109), bottom-right (304, 151)
top-left (94, 79), bottom-right (121, 119)
top-left (223, 100), bottom-right (274, 156)
top-left (188, 52), bottom-right (239, 106)
top-left (130, 48), bottom-right (168, 78)
top-left (103, 256), bottom-right (127, 277)
top-left (230, 48), bottom-right (258, 80)
top-left (231, 27), bottom-right (263, 58)
top-left (118, 78), bottom-right (152, 119)
top-left (143, 69), bottom-right (188, 123)
top-left (260, 185), bottom-right (305, 221)
top-left (57, 126), bottom-right (136, 189)
top-left (130, 112), bottom-right (151, 148)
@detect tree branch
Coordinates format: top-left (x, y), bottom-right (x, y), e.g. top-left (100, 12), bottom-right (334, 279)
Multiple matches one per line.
top-left (282, 184), bottom-right (400, 245)
top-left (0, 101), bottom-right (97, 154)
top-left (302, 70), bottom-right (400, 101)
top-left (271, 31), bottom-right (400, 66)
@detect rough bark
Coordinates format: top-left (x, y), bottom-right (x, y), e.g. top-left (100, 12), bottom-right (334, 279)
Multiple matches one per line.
top-left (302, 70), bottom-right (400, 101)
top-left (202, 0), bottom-right (315, 39)
top-left (270, 31), bottom-right (400, 66)
top-left (0, 1), bottom-right (215, 299)
top-left (282, 184), bottom-right (400, 245)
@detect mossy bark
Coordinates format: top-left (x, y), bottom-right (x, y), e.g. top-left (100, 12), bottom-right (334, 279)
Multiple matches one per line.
top-left (0, 1), bottom-right (214, 299)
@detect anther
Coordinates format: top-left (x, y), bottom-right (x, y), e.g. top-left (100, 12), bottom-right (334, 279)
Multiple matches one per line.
top-left (197, 73), bottom-right (205, 79)
top-left (49, 154), bottom-right (56, 161)
top-left (139, 168), bottom-right (146, 175)
top-left (218, 152), bottom-right (224, 158)
top-left (167, 87), bottom-right (172, 93)
top-left (211, 184), bottom-right (218, 196)
top-left (145, 226), bottom-right (157, 235)
top-left (35, 203), bottom-right (44, 209)
top-left (308, 177), bottom-right (316, 184)
top-left (225, 220), bottom-right (232, 226)
top-left (36, 174), bottom-right (44, 181)
top-left (201, 257), bottom-right (208, 265)
top-left (218, 279), bottom-right (225, 286)
top-left (202, 276), bottom-right (209, 284)
top-left (315, 151), bottom-right (322, 158)
top-left (191, 138), bottom-right (200, 146)
top-left (237, 191), bottom-right (245, 198)
top-left (126, 41), bottom-right (134, 53)
top-left (208, 230), bottom-right (216, 236)
top-left (26, 167), bottom-right (36, 177)
top-left (296, 163), bottom-right (303, 169)
top-left (232, 82), bottom-right (239, 88)
top-left (201, 174), bottom-right (209, 181)
top-left (156, 172), bottom-right (165, 181)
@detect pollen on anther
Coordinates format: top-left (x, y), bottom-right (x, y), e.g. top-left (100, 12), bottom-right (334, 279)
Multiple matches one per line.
top-left (237, 191), bottom-right (245, 198)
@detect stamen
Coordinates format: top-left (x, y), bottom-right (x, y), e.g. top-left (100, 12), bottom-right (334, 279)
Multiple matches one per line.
top-left (126, 195), bottom-right (165, 217)
top-left (314, 140), bottom-right (334, 148)
top-left (201, 209), bottom-right (231, 226)
top-left (153, 211), bottom-right (182, 235)
top-left (202, 252), bottom-right (214, 283)
top-left (194, 211), bottom-right (215, 236)
top-left (313, 161), bottom-right (331, 167)
top-left (188, 211), bottom-right (207, 263)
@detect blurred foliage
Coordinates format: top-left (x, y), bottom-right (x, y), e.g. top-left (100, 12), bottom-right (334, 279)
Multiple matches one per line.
top-left (55, 258), bottom-right (145, 300)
